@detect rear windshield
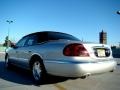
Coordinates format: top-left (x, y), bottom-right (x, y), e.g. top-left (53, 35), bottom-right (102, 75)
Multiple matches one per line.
top-left (48, 32), bottom-right (80, 41)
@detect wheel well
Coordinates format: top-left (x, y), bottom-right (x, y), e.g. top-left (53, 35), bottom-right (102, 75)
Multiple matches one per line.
top-left (29, 55), bottom-right (46, 72)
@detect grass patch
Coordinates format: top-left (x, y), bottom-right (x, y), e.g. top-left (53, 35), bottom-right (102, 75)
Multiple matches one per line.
top-left (0, 46), bottom-right (6, 52)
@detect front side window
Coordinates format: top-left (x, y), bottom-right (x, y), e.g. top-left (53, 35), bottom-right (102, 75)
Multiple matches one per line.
top-left (16, 36), bottom-right (29, 47)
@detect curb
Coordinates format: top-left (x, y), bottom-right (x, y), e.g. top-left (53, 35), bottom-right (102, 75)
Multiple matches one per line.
top-left (0, 52), bottom-right (5, 54)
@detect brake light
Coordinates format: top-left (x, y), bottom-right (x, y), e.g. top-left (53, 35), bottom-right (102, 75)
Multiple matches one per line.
top-left (63, 43), bottom-right (89, 57)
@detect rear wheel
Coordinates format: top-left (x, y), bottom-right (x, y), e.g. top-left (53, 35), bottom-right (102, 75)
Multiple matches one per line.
top-left (110, 70), bottom-right (114, 72)
top-left (80, 76), bottom-right (87, 79)
top-left (32, 60), bottom-right (46, 84)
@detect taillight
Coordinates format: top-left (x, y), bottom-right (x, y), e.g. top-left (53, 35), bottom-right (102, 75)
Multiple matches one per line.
top-left (63, 43), bottom-right (89, 57)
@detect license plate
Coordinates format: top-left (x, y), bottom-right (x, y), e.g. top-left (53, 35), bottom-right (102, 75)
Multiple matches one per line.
top-left (97, 49), bottom-right (105, 57)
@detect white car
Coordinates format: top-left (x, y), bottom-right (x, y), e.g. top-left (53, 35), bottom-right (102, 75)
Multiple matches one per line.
top-left (5, 31), bottom-right (117, 83)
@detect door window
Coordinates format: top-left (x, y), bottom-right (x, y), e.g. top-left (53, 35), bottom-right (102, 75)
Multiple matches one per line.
top-left (24, 35), bottom-right (37, 46)
top-left (16, 36), bottom-right (29, 47)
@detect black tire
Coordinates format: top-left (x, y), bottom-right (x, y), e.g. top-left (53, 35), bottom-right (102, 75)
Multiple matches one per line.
top-left (32, 59), bottom-right (46, 84)
top-left (5, 55), bottom-right (11, 69)
top-left (110, 70), bottom-right (114, 72)
top-left (80, 76), bottom-right (87, 79)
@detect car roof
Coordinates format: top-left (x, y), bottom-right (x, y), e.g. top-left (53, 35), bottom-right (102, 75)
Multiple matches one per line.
top-left (24, 31), bottom-right (69, 37)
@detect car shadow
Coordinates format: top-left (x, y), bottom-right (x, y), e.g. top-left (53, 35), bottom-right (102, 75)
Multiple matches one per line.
top-left (0, 61), bottom-right (70, 85)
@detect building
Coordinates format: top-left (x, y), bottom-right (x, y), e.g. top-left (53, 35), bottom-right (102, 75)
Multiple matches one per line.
top-left (99, 30), bottom-right (107, 44)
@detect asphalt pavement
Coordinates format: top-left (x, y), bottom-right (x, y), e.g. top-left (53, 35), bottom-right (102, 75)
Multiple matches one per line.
top-left (0, 52), bottom-right (120, 90)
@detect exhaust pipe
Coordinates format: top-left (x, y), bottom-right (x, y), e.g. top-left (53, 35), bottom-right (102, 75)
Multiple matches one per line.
top-left (81, 73), bottom-right (91, 79)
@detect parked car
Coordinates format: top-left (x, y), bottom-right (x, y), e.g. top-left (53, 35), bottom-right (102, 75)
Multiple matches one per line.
top-left (5, 31), bottom-right (117, 83)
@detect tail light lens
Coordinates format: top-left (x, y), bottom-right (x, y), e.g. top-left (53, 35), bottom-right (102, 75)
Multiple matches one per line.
top-left (63, 43), bottom-right (89, 57)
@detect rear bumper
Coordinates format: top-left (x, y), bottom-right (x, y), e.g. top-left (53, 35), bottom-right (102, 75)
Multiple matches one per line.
top-left (45, 59), bottom-right (117, 77)
top-left (76, 60), bottom-right (117, 76)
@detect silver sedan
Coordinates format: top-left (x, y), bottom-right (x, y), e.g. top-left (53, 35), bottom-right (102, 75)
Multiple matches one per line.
top-left (5, 31), bottom-right (117, 84)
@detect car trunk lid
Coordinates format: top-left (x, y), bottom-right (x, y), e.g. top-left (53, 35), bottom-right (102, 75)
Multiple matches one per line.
top-left (83, 43), bottom-right (112, 60)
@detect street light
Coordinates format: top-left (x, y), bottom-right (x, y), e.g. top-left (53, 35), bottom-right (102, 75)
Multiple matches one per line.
top-left (116, 11), bottom-right (120, 47)
top-left (6, 20), bottom-right (13, 24)
top-left (117, 10), bottom-right (120, 15)
top-left (6, 20), bottom-right (13, 48)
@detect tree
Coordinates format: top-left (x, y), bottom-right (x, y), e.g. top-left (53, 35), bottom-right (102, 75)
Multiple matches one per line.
top-left (3, 36), bottom-right (13, 47)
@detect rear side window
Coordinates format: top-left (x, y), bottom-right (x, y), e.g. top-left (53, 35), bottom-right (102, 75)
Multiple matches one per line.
top-left (37, 33), bottom-right (48, 43)
top-left (24, 35), bottom-right (37, 46)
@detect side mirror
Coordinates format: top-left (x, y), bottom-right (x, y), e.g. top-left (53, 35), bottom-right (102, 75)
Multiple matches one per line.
top-left (11, 44), bottom-right (18, 48)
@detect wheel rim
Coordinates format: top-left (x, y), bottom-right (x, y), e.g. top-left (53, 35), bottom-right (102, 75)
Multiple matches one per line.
top-left (32, 61), bottom-right (42, 81)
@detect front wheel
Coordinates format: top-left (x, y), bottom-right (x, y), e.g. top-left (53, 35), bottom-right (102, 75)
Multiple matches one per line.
top-left (32, 60), bottom-right (46, 84)
top-left (5, 55), bottom-right (11, 69)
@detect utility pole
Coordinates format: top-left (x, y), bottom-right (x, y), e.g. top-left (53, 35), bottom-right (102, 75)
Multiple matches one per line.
top-left (116, 11), bottom-right (120, 47)
top-left (6, 20), bottom-right (13, 48)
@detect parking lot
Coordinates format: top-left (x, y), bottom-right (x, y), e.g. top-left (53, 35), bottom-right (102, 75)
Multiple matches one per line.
top-left (0, 52), bottom-right (120, 90)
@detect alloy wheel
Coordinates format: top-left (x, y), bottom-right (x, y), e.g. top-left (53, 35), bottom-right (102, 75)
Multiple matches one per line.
top-left (32, 61), bottom-right (42, 81)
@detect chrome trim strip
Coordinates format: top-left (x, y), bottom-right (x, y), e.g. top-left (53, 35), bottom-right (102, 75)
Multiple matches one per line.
top-left (9, 57), bottom-right (28, 61)
top-left (44, 59), bottom-right (115, 64)
top-left (45, 60), bottom-right (89, 64)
